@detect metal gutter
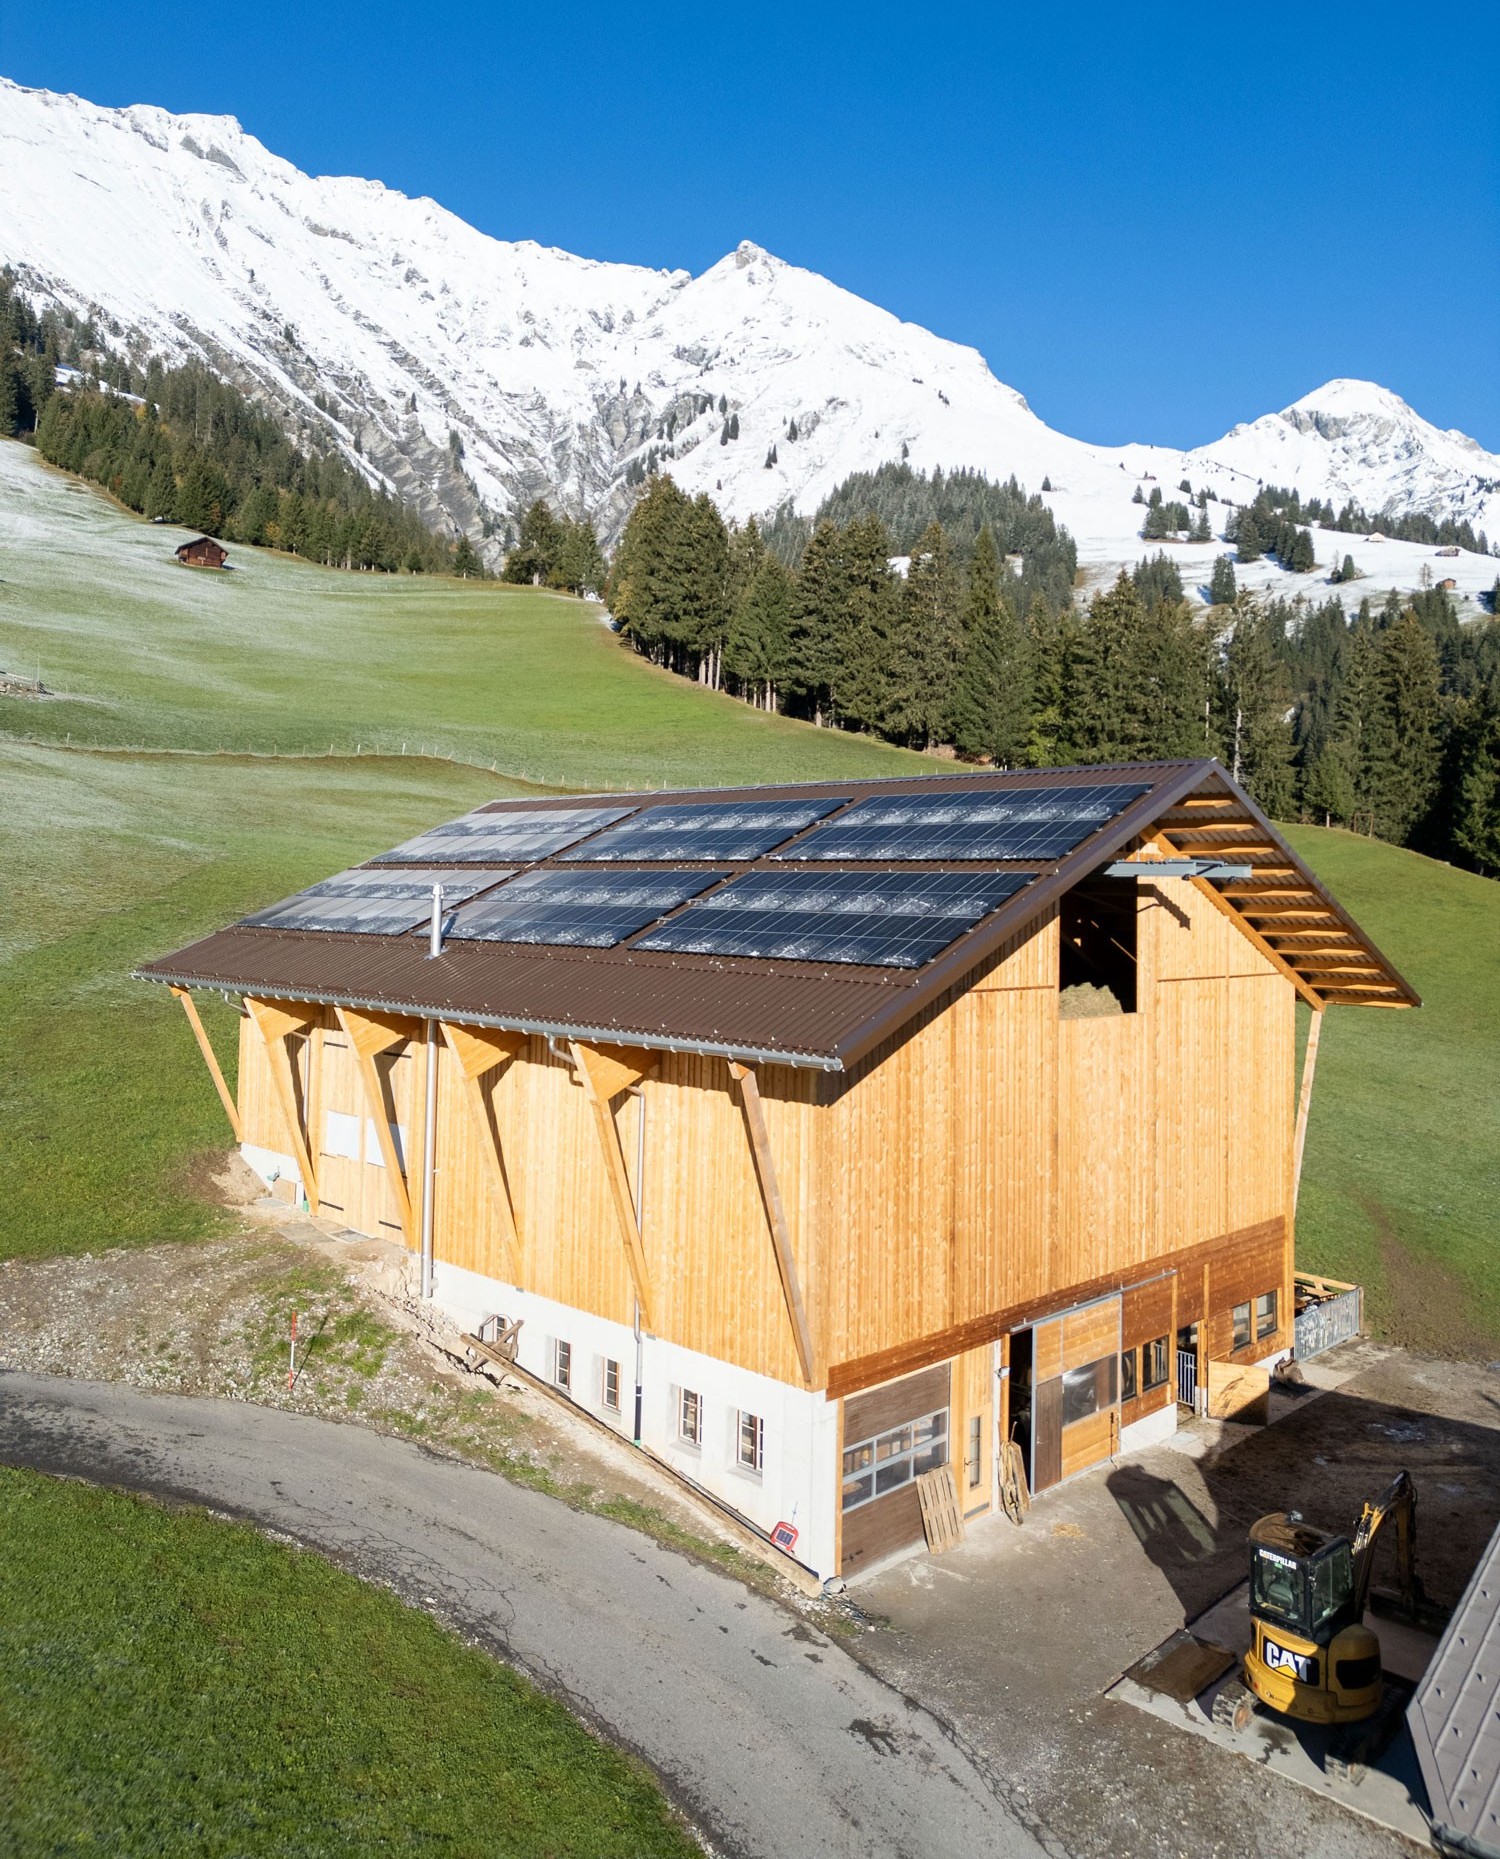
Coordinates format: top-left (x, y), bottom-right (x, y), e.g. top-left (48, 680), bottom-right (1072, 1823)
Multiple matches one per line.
top-left (133, 967), bottom-right (847, 1072)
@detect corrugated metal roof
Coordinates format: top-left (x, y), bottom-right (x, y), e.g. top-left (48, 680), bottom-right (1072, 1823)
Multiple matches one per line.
top-left (1409, 1516), bottom-right (1500, 1853)
top-left (134, 759), bottom-right (1418, 1063)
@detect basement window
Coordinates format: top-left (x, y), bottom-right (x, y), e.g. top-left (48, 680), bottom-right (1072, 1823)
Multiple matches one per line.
top-left (679, 1388), bottom-right (703, 1446)
top-left (1059, 879), bottom-right (1138, 1016)
top-left (737, 1411), bottom-right (764, 1474)
top-left (601, 1358), bottom-right (620, 1412)
top-left (553, 1339), bottom-right (572, 1391)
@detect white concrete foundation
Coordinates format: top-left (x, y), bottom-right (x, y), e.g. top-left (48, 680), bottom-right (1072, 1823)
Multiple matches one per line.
top-left (431, 1258), bottom-right (842, 1579)
top-left (1119, 1400), bottom-right (1180, 1455)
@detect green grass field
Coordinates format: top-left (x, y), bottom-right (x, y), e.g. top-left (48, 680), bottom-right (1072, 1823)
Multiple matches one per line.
top-left (0, 1468), bottom-right (697, 1858)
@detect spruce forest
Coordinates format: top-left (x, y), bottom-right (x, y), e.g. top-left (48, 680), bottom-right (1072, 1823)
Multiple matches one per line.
top-left (606, 473), bottom-right (1500, 878)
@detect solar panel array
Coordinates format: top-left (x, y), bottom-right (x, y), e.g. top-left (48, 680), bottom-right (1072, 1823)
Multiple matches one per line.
top-left (633, 869), bottom-right (1034, 969)
top-left (450, 868), bottom-right (727, 949)
top-left (244, 867), bottom-right (512, 936)
top-left (561, 798), bottom-right (848, 864)
top-left (240, 781), bottom-right (1156, 964)
top-left (776, 783), bottom-right (1152, 863)
top-left (374, 804), bottom-right (635, 865)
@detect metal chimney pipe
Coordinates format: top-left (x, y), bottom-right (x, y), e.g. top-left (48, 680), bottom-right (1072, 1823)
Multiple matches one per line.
top-left (428, 883), bottom-right (444, 958)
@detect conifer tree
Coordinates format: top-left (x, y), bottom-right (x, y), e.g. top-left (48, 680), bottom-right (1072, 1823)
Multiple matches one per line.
top-left (1236, 509), bottom-right (1263, 563)
top-left (895, 520), bottom-right (963, 745)
top-left (453, 533), bottom-right (481, 578)
top-left (502, 498), bottom-right (563, 584)
top-left (1452, 673), bottom-right (1500, 873)
top-left (1024, 597), bottom-right (1074, 768)
top-left (1221, 597), bottom-right (1295, 816)
top-left (1363, 612), bottom-right (1443, 842)
top-left (948, 528), bottom-right (1031, 764)
top-left (724, 553), bottom-right (794, 710)
top-left (1209, 554), bottom-right (1238, 605)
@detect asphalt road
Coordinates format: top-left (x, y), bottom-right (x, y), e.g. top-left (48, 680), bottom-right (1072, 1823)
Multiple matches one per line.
top-left (0, 1371), bottom-right (1047, 1859)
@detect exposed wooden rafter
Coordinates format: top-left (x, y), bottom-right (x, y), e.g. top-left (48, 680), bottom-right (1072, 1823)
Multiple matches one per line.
top-left (245, 996), bottom-right (320, 1211)
top-left (171, 986), bottom-right (242, 1141)
top-left (569, 1040), bottom-right (658, 1332)
top-left (440, 1021), bottom-right (526, 1284)
top-left (1184, 874), bottom-right (1326, 1010)
top-left (728, 1060), bottom-right (819, 1388)
top-left (335, 1004), bottom-right (417, 1244)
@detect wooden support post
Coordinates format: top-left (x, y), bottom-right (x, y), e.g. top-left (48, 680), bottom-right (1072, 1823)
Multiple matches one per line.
top-left (569, 1041), bottom-right (658, 1333)
top-left (729, 1060), bottom-right (819, 1388)
top-left (335, 1005), bottom-right (416, 1245)
top-left (245, 997), bottom-right (319, 1212)
top-left (440, 1021), bottom-right (526, 1284)
top-left (171, 986), bottom-right (242, 1141)
top-left (1291, 1008), bottom-right (1324, 1215)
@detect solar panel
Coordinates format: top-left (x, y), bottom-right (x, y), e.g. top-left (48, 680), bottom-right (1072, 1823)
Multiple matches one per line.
top-left (242, 866), bottom-right (513, 935)
top-left (372, 804), bottom-right (636, 864)
top-left (560, 797), bottom-right (849, 863)
top-left (774, 783), bottom-right (1153, 863)
top-left (450, 868), bottom-right (728, 949)
top-left (633, 868), bottom-right (1033, 969)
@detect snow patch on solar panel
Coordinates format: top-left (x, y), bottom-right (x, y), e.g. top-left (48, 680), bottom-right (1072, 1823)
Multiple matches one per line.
top-left (241, 866), bottom-right (514, 935)
top-left (450, 867), bottom-right (728, 948)
top-left (634, 868), bottom-right (1033, 968)
top-left (775, 783), bottom-right (1153, 862)
top-left (560, 797), bottom-right (850, 863)
top-left (372, 804), bottom-right (635, 864)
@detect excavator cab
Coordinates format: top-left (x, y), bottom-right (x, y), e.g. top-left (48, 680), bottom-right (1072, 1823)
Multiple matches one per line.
top-left (1240, 1514), bottom-right (1382, 1724)
top-left (1215, 1472), bottom-right (1427, 1738)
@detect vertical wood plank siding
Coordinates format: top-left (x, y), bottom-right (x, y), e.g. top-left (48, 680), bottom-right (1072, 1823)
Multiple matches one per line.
top-left (232, 878), bottom-right (1295, 1392)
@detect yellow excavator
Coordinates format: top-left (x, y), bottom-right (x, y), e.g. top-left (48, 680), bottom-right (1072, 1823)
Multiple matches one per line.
top-left (1213, 1471), bottom-right (1445, 1768)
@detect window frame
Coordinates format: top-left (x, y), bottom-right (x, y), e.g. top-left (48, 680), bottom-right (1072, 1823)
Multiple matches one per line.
top-left (601, 1357), bottom-right (620, 1412)
top-left (553, 1338), bottom-right (572, 1392)
top-left (840, 1408), bottom-right (948, 1514)
top-left (967, 1412), bottom-right (982, 1488)
top-left (1121, 1345), bottom-right (1138, 1404)
top-left (1255, 1289), bottom-right (1279, 1341)
top-left (736, 1409), bottom-right (764, 1474)
top-left (678, 1387), bottom-right (702, 1446)
top-left (1142, 1335), bottom-right (1170, 1391)
top-left (1232, 1301), bottom-right (1253, 1352)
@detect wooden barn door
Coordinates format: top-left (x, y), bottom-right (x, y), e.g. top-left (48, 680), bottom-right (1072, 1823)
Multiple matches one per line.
top-left (361, 1045), bottom-right (414, 1240)
top-left (1029, 1315), bottom-right (1064, 1493)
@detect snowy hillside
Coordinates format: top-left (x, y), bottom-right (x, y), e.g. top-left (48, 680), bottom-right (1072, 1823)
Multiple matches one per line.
top-left (2, 77), bottom-right (1497, 592)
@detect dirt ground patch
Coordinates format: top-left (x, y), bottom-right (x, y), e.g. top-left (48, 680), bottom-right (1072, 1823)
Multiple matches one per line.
top-left (1374, 1217), bottom-right (1500, 1361)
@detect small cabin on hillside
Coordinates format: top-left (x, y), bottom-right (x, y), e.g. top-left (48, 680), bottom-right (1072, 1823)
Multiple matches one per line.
top-left (175, 536), bottom-right (228, 569)
top-left (140, 761), bottom-right (1416, 1581)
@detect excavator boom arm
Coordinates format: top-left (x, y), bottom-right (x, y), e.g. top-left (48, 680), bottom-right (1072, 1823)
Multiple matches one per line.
top-left (1351, 1470), bottom-right (1419, 1616)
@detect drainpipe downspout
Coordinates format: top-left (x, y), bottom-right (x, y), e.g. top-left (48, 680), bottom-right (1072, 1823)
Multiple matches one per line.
top-left (631, 1083), bottom-right (646, 1445)
top-left (420, 884), bottom-right (443, 1302)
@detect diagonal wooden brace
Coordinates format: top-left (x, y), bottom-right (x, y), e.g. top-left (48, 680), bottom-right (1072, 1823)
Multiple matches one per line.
top-left (569, 1040), bottom-right (657, 1333)
top-left (245, 996), bottom-right (319, 1211)
top-left (729, 1060), bottom-right (818, 1387)
top-left (335, 1005), bottom-right (416, 1244)
top-left (171, 986), bottom-right (242, 1141)
top-left (440, 1021), bottom-right (525, 1284)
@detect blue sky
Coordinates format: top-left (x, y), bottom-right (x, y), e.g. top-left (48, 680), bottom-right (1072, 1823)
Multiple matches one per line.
top-left (5, 1), bottom-right (1497, 449)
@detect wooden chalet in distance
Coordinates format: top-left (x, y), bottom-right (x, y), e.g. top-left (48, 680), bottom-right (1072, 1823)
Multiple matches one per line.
top-left (175, 536), bottom-right (228, 569)
top-left (139, 762), bottom-right (1416, 1581)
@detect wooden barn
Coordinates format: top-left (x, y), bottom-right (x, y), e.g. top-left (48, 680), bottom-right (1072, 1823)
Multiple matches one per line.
top-left (139, 761), bottom-right (1416, 1580)
top-left (175, 536), bottom-right (228, 569)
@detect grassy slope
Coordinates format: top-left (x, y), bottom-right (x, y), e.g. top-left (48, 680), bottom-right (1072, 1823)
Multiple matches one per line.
top-left (0, 441), bottom-right (909, 790)
top-left (0, 1468), bottom-right (697, 1859)
top-left (1284, 826), bottom-right (1500, 1354)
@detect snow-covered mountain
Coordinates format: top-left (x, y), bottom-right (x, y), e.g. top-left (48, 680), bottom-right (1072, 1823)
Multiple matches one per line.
top-left (2, 77), bottom-right (1497, 582)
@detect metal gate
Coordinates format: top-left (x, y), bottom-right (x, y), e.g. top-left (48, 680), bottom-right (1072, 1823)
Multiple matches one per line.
top-left (1177, 1348), bottom-right (1198, 1409)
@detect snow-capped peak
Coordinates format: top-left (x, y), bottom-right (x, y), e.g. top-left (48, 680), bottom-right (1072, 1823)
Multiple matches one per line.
top-left (0, 77), bottom-right (1495, 562)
